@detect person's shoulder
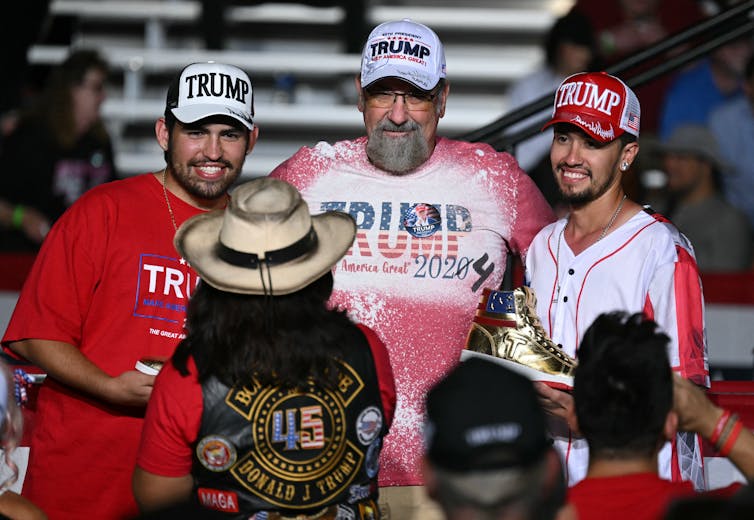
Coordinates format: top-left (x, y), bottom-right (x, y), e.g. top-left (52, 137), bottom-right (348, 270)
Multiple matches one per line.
top-left (80, 173), bottom-right (155, 200)
top-left (709, 94), bottom-right (750, 124)
top-left (1, 114), bottom-right (53, 147)
top-left (710, 196), bottom-right (752, 228)
top-left (535, 219), bottom-right (560, 238)
top-left (637, 207), bottom-right (695, 252)
top-left (273, 138), bottom-right (366, 169)
top-left (355, 323), bottom-right (381, 344)
top-left (526, 220), bottom-right (560, 252)
top-left (438, 138), bottom-right (518, 163)
top-left (507, 68), bottom-right (559, 98)
top-left (53, 174), bottom-right (157, 223)
top-left (669, 59), bottom-right (713, 89)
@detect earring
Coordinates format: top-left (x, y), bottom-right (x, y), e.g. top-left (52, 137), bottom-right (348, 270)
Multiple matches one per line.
top-left (621, 162), bottom-right (629, 171)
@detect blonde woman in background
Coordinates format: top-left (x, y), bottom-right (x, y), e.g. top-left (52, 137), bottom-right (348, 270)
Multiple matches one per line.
top-left (0, 360), bottom-right (46, 519)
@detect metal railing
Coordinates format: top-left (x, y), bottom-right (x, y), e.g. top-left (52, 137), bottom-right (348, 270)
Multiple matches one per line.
top-left (459, 0), bottom-right (754, 152)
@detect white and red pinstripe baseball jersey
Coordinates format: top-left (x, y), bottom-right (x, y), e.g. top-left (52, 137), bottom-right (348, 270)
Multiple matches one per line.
top-left (525, 206), bottom-right (710, 490)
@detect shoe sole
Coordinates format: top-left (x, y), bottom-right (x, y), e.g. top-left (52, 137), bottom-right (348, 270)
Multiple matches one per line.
top-left (460, 349), bottom-right (574, 391)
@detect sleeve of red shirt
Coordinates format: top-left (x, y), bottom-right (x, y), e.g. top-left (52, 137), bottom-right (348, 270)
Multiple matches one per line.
top-left (136, 357), bottom-right (203, 477)
top-left (357, 323), bottom-right (396, 427)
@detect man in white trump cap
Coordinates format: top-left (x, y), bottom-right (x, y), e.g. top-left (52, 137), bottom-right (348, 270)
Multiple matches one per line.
top-left (270, 18), bottom-right (555, 519)
top-left (2, 61), bottom-right (259, 519)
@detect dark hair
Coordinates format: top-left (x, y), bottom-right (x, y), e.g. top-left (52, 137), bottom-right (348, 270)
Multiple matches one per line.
top-left (574, 311), bottom-right (672, 458)
top-left (545, 11), bottom-right (598, 69)
top-left (619, 132), bottom-right (638, 146)
top-left (172, 271), bottom-right (363, 390)
top-left (30, 48), bottom-right (110, 149)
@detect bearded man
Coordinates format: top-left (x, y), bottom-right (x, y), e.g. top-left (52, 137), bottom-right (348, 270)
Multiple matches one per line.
top-left (269, 18), bottom-right (555, 520)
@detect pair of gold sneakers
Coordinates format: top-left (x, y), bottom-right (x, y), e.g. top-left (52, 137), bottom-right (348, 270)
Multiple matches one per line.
top-left (462, 286), bottom-right (577, 390)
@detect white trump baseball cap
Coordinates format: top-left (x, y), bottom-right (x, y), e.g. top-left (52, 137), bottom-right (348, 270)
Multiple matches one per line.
top-left (165, 62), bottom-right (254, 130)
top-left (360, 18), bottom-right (446, 92)
top-left (543, 71), bottom-right (640, 143)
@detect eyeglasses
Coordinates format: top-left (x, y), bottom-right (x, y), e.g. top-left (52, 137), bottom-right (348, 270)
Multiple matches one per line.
top-left (364, 89), bottom-right (438, 111)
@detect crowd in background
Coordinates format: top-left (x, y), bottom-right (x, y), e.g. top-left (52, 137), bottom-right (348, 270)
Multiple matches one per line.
top-left (505, 0), bottom-right (754, 271)
top-left (0, 1), bottom-right (753, 519)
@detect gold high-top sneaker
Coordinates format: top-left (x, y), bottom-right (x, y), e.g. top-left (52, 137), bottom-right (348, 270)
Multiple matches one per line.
top-left (461, 286), bottom-right (577, 389)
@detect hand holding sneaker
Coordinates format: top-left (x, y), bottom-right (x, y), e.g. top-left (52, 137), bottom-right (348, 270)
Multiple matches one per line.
top-left (534, 381), bottom-right (580, 434)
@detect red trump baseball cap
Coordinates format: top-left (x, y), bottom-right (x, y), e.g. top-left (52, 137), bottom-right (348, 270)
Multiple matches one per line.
top-left (542, 71), bottom-right (640, 143)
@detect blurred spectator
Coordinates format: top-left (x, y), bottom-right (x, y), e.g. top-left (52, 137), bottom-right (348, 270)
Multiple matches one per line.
top-left (422, 356), bottom-right (569, 520)
top-left (663, 374), bottom-right (754, 519)
top-left (659, 35), bottom-right (753, 140)
top-left (709, 54), bottom-right (754, 233)
top-left (0, 360), bottom-right (47, 519)
top-left (504, 10), bottom-right (598, 214)
top-left (0, 48), bottom-right (116, 252)
top-left (0, 2), bottom-right (52, 139)
top-left (658, 124), bottom-right (753, 272)
top-left (570, 0), bottom-right (708, 135)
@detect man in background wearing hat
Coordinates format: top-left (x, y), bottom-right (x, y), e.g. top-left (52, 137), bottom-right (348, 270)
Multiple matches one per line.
top-left (422, 356), bottom-right (568, 519)
top-left (133, 177), bottom-right (396, 518)
top-left (1, 61), bottom-right (258, 519)
top-left (523, 71), bottom-right (709, 490)
top-left (0, 357), bottom-right (47, 519)
top-left (269, 19), bottom-right (554, 518)
top-left (659, 124), bottom-right (752, 272)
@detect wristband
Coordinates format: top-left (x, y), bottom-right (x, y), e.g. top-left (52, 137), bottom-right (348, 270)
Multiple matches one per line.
top-left (714, 413), bottom-right (737, 451)
top-left (11, 205), bottom-right (24, 229)
top-left (715, 413), bottom-right (738, 452)
top-left (719, 416), bottom-right (743, 457)
top-left (709, 409), bottom-right (731, 446)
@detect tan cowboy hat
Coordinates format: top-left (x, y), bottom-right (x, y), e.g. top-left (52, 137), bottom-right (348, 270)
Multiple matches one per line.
top-left (174, 177), bottom-right (356, 295)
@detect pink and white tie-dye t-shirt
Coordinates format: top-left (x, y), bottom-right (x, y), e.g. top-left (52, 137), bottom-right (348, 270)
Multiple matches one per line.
top-left (270, 136), bottom-right (554, 486)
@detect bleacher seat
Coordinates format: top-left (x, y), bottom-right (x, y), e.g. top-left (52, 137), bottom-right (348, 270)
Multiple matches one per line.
top-left (31, 0), bottom-right (567, 178)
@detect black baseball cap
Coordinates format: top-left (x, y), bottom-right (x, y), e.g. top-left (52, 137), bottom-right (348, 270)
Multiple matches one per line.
top-left (424, 356), bottom-right (550, 473)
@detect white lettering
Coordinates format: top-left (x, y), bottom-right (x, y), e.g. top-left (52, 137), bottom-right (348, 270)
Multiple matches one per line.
top-left (163, 267), bottom-right (185, 297)
top-left (142, 264), bottom-right (165, 293)
top-left (556, 82), bottom-right (622, 116)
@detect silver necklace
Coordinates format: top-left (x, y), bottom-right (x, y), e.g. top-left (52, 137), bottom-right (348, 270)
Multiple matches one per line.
top-left (553, 194), bottom-right (627, 303)
top-left (597, 194), bottom-right (627, 242)
top-left (162, 169), bottom-right (178, 232)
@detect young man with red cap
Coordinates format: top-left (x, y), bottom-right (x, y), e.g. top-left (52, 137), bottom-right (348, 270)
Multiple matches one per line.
top-left (523, 71), bottom-right (709, 490)
top-left (270, 19), bottom-right (555, 519)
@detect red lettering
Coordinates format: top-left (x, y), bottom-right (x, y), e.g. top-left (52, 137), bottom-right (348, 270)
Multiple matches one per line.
top-left (197, 488), bottom-right (239, 513)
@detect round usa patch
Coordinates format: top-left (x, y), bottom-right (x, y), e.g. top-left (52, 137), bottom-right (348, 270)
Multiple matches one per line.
top-left (197, 435), bottom-right (237, 472)
top-left (356, 406), bottom-right (383, 445)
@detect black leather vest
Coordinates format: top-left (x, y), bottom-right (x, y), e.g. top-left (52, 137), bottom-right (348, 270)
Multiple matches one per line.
top-left (191, 339), bottom-right (387, 519)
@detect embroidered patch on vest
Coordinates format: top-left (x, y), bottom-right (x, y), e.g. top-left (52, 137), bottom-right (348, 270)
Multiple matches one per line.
top-left (356, 406), bottom-right (382, 445)
top-left (225, 363), bottom-right (368, 509)
top-left (197, 487), bottom-right (240, 513)
top-left (197, 435), bottom-right (237, 472)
